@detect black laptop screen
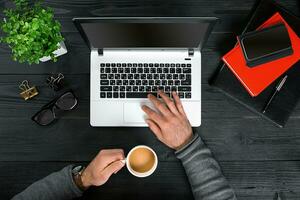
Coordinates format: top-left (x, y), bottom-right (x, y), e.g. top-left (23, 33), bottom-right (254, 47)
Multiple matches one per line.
top-left (75, 19), bottom-right (214, 49)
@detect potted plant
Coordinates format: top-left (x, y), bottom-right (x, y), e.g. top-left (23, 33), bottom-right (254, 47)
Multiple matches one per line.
top-left (0, 0), bottom-right (67, 64)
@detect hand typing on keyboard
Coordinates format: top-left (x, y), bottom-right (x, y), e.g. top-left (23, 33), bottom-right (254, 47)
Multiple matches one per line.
top-left (142, 91), bottom-right (193, 150)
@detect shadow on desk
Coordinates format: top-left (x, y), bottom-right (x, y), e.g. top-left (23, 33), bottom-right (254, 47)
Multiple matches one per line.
top-left (82, 161), bottom-right (193, 200)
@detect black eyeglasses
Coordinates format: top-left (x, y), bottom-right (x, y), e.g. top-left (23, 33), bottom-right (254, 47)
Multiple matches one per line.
top-left (32, 90), bottom-right (78, 126)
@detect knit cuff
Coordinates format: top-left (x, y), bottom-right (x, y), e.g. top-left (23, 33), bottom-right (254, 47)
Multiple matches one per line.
top-left (175, 133), bottom-right (200, 157)
top-left (65, 165), bottom-right (84, 197)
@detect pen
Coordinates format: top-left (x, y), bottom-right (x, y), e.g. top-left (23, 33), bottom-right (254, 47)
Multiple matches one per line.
top-left (262, 75), bottom-right (288, 114)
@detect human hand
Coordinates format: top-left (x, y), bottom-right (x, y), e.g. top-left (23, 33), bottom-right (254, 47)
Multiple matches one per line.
top-left (81, 149), bottom-right (125, 188)
top-left (142, 91), bottom-right (193, 150)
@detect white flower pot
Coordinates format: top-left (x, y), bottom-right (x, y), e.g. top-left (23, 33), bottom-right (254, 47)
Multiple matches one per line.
top-left (39, 41), bottom-right (68, 62)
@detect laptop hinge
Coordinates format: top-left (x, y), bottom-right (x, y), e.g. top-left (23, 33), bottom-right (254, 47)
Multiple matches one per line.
top-left (98, 49), bottom-right (103, 56)
top-left (188, 49), bottom-right (194, 57)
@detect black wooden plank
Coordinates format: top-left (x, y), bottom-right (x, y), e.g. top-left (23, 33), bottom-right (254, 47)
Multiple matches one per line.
top-left (2, 115), bottom-right (300, 161)
top-left (0, 0), bottom-right (300, 199)
top-left (0, 73), bottom-right (300, 120)
top-left (4, 0), bottom-right (297, 33)
top-left (0, 0), bottom-right (299, 35)
top-left (0, 0), bottom-right (299, 32)
top-left (0, 74), bottom-right (300, 161)
top-left (2, 161), bottom-right (300, 200)
top-left (223, 161), bottom-right (300, 200)
top-left (0, 73), bottom-right (299, 118)
top-left (0, 32), bottom-right (229, 74)
top-left (0, 0), bottom-right (298, 73)
top-left (1, 161), bottom-right (193, 200)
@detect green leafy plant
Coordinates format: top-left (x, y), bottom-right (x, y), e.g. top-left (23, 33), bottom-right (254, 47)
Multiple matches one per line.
top-left (0, 0), bottom-right (64, 64)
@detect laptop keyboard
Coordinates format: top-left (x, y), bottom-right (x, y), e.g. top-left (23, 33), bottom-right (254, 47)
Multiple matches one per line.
top-left (99, 63), bottom-right (191, 99)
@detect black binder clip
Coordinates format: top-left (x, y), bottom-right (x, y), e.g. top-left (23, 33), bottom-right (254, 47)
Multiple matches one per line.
top-left (46, 73), bottom-right (65, 91)
top-left (19, 80), bottom-right (39, 100)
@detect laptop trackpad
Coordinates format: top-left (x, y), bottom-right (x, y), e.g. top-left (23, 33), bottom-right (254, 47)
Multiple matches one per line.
top-left (124, 102), bottom-right (155, 123)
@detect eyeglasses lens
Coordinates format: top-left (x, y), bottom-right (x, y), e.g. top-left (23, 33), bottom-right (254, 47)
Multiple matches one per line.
top-left (34, 109), bottom-right (55, 126)
top-left (55, 92), bottom-right (77, 111)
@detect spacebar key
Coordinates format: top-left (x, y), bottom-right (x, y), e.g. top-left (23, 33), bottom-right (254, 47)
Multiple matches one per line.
top-left (126, 92), bottom-right (157, 98)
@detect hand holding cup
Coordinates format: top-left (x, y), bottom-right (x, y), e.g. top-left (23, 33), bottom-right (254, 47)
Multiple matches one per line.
top-left (81, 149), bottom-right (125, 188)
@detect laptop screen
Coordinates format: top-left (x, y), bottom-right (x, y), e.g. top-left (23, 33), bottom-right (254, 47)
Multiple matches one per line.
top-left (73, 18), bottom-right (216, 49)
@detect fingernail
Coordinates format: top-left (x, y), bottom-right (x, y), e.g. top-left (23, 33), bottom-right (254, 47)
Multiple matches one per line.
top-left (114, 160), bottom-right (125, 174)
top-left (120, 159), bottom-right (126, 164)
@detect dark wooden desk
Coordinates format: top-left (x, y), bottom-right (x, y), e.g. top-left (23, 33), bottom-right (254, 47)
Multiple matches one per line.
top-left (1, 0), bottom-right (300, 199)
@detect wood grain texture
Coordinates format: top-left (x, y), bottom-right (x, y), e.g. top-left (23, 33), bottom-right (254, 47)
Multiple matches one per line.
top-left (0, 0), bottom-right (300, 199)
top-left (0, 75), bottom-right (300, 161)
top-left (3, 161), bottom-right (300, 199)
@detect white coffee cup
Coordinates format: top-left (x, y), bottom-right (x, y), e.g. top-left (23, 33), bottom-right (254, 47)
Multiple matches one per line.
top-left (124, 145), bottom-right (158, 178)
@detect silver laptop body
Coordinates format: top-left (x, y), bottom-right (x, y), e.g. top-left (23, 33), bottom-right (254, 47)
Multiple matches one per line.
top-left (73, 17), bottom-right (217, 127)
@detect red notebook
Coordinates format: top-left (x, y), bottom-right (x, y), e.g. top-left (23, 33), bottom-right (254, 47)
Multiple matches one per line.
top-left (222, 13), bottom-right (300, 97)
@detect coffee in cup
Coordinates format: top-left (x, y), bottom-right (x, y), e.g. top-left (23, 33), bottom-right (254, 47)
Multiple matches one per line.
top-left (125, 145), bottom-right (158, 177)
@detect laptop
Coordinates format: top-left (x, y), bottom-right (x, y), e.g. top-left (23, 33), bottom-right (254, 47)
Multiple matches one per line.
top-left (73, 17), bottom-right (217, 127)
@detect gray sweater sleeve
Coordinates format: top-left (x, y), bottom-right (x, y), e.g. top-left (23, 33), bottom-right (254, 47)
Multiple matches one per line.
top-left (175, 134), bottom-right (236, 200)
top-left (11, 165), bottom-right (83, 200)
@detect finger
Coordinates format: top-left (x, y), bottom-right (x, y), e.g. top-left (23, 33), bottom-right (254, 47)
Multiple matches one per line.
top-left (98, 149), bottom-right (125, 164)
top-left (114, 167), bottom-right (122, 174)
top-left (172, 92), bottom-right (187, 116)
top-left (146, 119), bottom-right (163, 140)
top-left (114, 161), bottom-right (125, 174)
top-left (158, 91), bottom-right (179, 115)
top-left (148, 94), bottom-right (172, 116)
top-left (101, 161), bottom-right (125, 180)
top-left (142, 105), bottom-right (164, 124)
top-left (100, 149), bottom-right (124, 156)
